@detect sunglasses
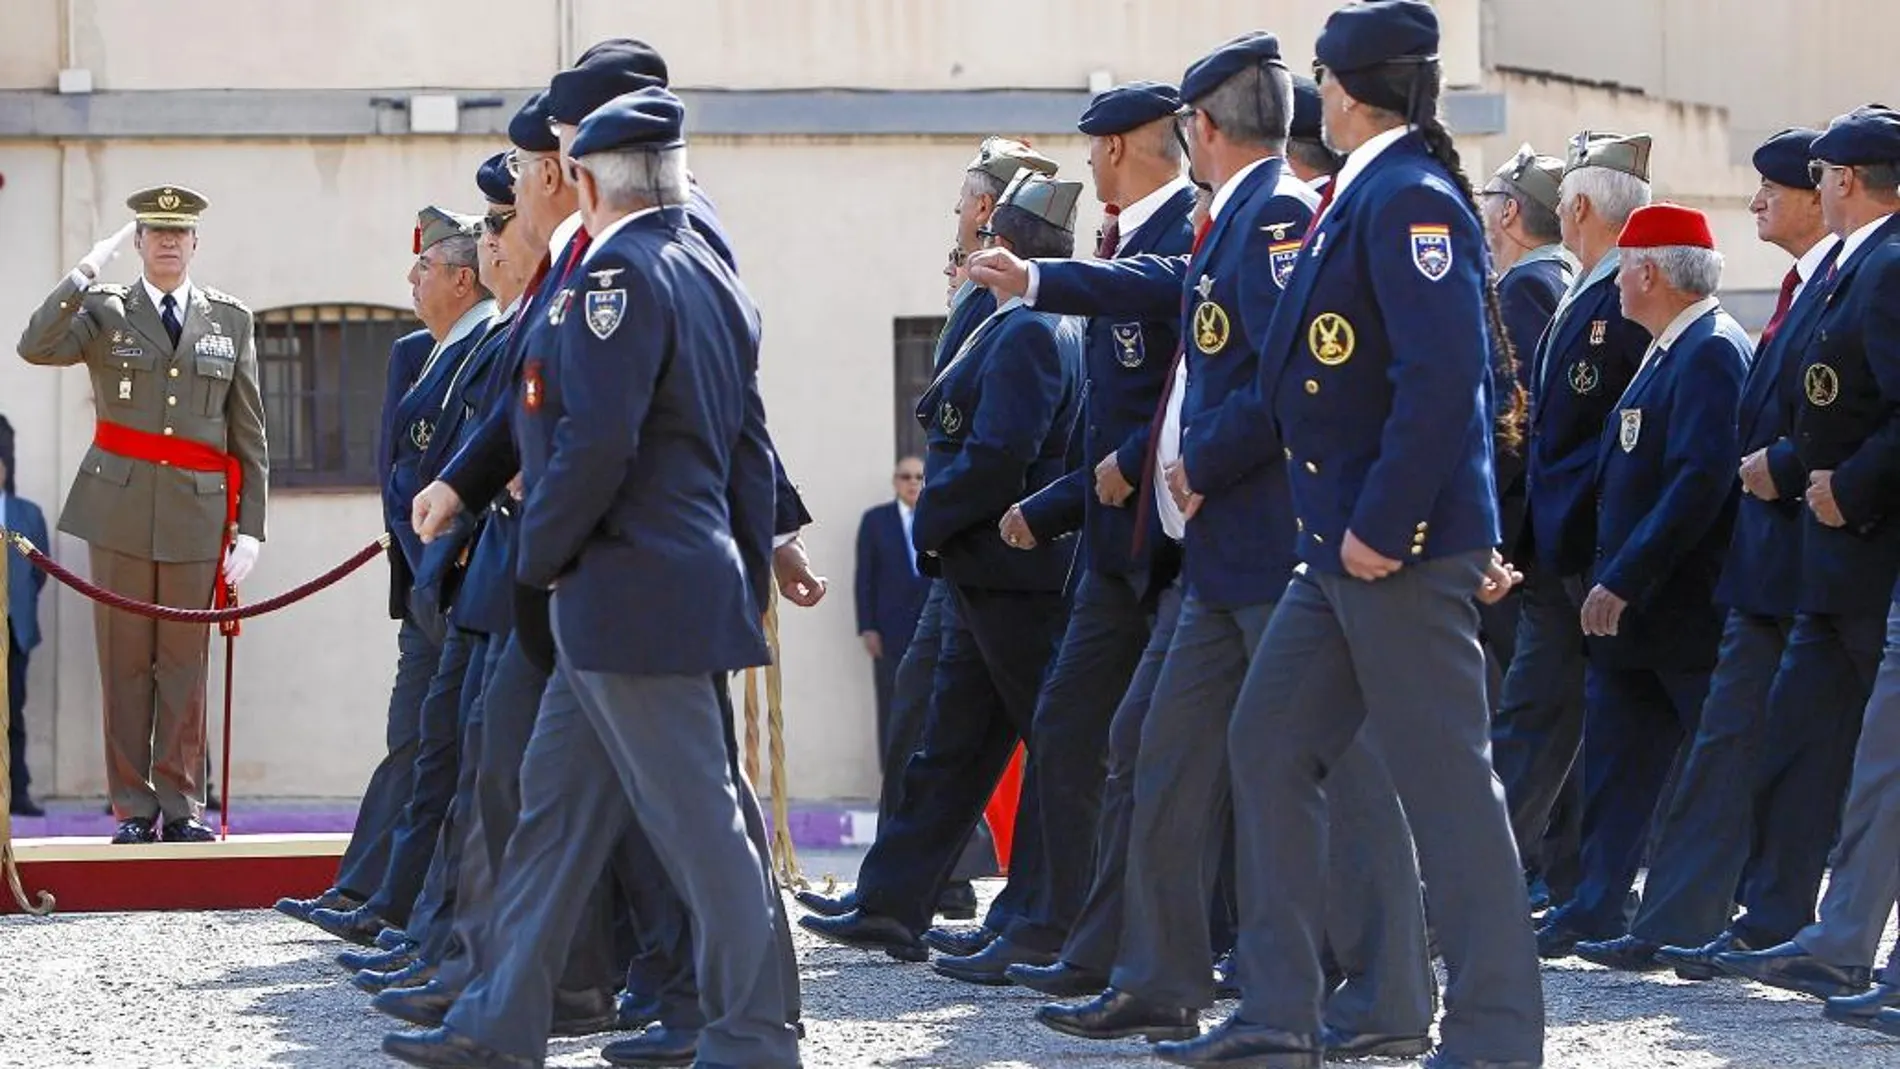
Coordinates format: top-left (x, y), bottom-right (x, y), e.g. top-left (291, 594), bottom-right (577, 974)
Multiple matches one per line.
top-left (896, 473), bottom-right (924, 481)
top-left (483, 209), bottom-right (516, 236)
top-left (1808, 160), bottom-right (1845, 185)
top-left (1312, 61), bottom-right (1328, 84)
top-left (505, 152), bottom-right (551, 179)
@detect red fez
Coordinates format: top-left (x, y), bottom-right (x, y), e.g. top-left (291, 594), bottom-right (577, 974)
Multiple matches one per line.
top-left (1616, 203), bottom-right (1715, 250)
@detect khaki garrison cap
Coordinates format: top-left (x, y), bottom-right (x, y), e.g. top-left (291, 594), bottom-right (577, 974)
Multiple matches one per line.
top-left (1564, 131), bottom-right (1653, 182)
top-left (966, 136), bottom-right (1059, 185)
top-left (996, 170), bottom-right (1083, 234)
top-left (126, 185), bottom-right (209, 229)
top-left (414, 206), bottom-right (482, 255)
top-left (1485, 143), bottom-right (1566, 214)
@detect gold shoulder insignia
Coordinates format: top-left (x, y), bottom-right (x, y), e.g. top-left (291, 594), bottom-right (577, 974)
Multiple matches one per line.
top-left (201, 286), bottom-right (251, 312)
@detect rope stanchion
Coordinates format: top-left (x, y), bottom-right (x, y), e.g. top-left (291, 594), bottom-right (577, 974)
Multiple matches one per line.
top-left (1, 531), bottom-right (56, 916)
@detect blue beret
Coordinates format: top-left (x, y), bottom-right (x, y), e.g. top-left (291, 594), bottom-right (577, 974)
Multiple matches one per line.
top-left (548, 43), bottom-right (669, 125)
top-left (570, 87), bottom-right (687, 158)
top-left (1315, 0), bottom-right (1439, 75)
top-left (1753, 127), bottom-right (1823, 190)
top-left (508, 92), bottom-right (559, 153)
top-left (1078, 81), bottom-right (1183, 137)
top-left (1180, 32), bottom-right (1284, 104)
top-left (1290, 74), bottom-right (1323, 140)
top-left (1810, 104), bottom-right (1900, 167)
top-left (476, 152), bottom-right (515, 205)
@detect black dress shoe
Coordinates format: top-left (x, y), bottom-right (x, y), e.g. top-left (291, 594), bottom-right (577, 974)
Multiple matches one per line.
top-left (9, 795), bottom-right (45, 817)
top-left (936, 880), bottom-right (979, 921)
top-left (355, 960), bottom-right (436, 995)
top-left (799, 910), bottom-right (928, 962)
top-left (1574, 934), bottom-right (1664, 972)
top-left (1715, 942), bottom-right (1871, 999)
top-left (1213, 950), bottom-right (1240, 999)
top-left (377, 926), bottom-right (416, 951)
top-left (549, 987), bottom-right (619, 1037)
top-left (932, 937), bottom-right (1058, 986)
top-left (1321, 1025), bottom-right (1431, 1060)
top-left (310, 905), bottom-right (393, 947)
top-left (374, 978), bottom-right (459, 1027)
top-left (1035, 988), bottom-right (1199, 1043)
top-left (339, 943), bottom-right (417, 973)
top-left (1421, 1053), bottom-right (1543, 1069)
top-left (111, 818), bottom-right (157, 845)
top-left (1868, 1008), bottom-right (1900, 1038)
top-left (1533, 920), bottom-right (1584, 960)
top-left (616, 989), bottom-right (663, 1031)
top-left (161, 817), bottom-right (216, 842)
top-left (1824, 983), bottom-right (1900, 1029)
top-left (1006, 960), bottom-right (1109, 998)
top-left (923, 925), bottom-right (996, 958)
top-left (1152, 1014), bottom-right (1319, 1067)
top-left (794, 888), bottom-right (857, 917)
top-left (602, 1024), bottom-right (700, 1067)
top-left (275, 886), bottom-right (362, 923)
top-left (1655, 929), bottom-right (1757, 981)
top-left (381, 1025), bottom-right (533, 1069)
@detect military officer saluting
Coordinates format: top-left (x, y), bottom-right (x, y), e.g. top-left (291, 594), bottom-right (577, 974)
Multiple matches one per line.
top-left (16, 185), bottom-right (267, 845)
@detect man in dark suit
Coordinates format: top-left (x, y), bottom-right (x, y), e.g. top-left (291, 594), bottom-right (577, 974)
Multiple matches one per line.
top-left (855, 456), bottom-right (930, 763)
top-left (1, 417), bottom-right (50, 817)
top-left (1542, 204), bottom-right (1750, 957)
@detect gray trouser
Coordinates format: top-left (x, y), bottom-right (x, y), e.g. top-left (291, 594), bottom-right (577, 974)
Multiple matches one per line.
top-left (1229, 557), bottom-right (1544, 1064)
top-left (1797, 600), bottom-right (1900, 974)
top-left (337, 616), bottom-right (439, 898)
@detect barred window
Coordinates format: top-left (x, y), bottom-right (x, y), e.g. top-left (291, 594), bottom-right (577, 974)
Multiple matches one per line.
top-left (893, 316), bottom-right (946, 462)
top-left (255, 304), bottom-right (422, 489)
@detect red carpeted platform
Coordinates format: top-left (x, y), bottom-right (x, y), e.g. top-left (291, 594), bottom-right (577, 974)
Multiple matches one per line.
top-left (2, 833), bottom-right (344, 914)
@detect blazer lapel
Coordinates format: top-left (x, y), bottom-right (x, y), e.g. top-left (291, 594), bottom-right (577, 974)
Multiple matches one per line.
top-left (1118, 187), bottom-right (1195, 259)
top-left (121, 285), bottom-right (176, 355)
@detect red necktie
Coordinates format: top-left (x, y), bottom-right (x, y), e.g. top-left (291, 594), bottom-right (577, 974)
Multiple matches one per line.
top-left (557, 227), bottom-right (593, 284)
top-left (1128, 215), bottom-right (1216, 555)
top-left (1758, 265), bottom-right (1800, 348)
top-left (1305, 182), bottom-right (1335, 238)
top-left (1096, 205), bottom-right (1122, 259)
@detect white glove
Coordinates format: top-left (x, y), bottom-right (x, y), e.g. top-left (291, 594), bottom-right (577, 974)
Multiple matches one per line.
top-left (77, 221), bottom-right (136, 279)
top-left (223, 534), bottom-right (261, 586)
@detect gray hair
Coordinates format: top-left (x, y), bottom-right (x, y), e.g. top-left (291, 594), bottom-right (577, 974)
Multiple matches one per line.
top-left (1501, 188), bottom-right (1562, 243)
top-left (963, 168), bottom-right (1009, 201)
top-left (1624, 244), bottom-right (1723, 298)
top-left (1558, 166), bottom-right (1652, 227)
top-left (1194, 62), bottom-right (1292, 151)
top-left (581, 146), bottom-right (690, 209)
top-left (1854, 161), bottom-right (1900, 197)
top-left (432, 233), bottom-right (492, 298)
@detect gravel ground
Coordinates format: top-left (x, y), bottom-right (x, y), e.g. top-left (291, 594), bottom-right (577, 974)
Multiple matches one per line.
top-left (1, 860), bottom-right (1895, 1068)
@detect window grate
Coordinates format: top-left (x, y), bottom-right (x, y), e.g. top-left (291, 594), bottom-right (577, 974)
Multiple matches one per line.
top-left (893, 316), bottom-right (946, 462)
top-left (255, 304), bottom-right (421, 489)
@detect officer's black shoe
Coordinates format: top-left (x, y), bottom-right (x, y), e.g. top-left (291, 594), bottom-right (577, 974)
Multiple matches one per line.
top-left (923, 924), bottom-right (996, 958)
top-left (110, 817), bottom-right (157, 845)
top-left (936, 880), bottom-right (979, 921)
top-left (373, 978), bottom-right (459, 1028)
top-left (932, 936), bottom-right (1058, 986)
top-left (799, 910), bottom-right (928, 962)
top-left (793, 888), bottom-right (857, 917)
top-left (381, 1025), bottom-right (532, 1069)
top-left (161, 817), bottom-right (216, 842)
top-left (354, 960), bottom-right (436, 995)
top-left (338, 943), bottom-right (417, 974)
top-left (1212, 950), bottom-right (1240, 999)
top-left (1152, 1014), bottom-right (1317, 1067)
top-left (1714, 942), bottom-right (1871, 999)
top-left (9, 794), bottom-right (45, 817)
top-left (1823, 983), bottom-right (1900, 1029)
top-left (1420, 1053), bottom-right (1543, 1069)
top-left (601, 1024), bottom-right (700, 1067)
top-left (1867, 1008), bottom-right (1900, 1038)
top-left (1005, 960), bottom-right (1109, 998)
top-left (310, 904), bottom-right (394, 948)
top-left (1574, 934), bottom-right (1665, 972)
top-left (1035, 988), bottom-right (1199, 1043)
top-left (616, 989), bottom-right (664, 1032)
top-left (275, 886), bottom-right (362, 923)
top-left (549, 988), bottom-right (619, 1037)
top-left (377, 926), bottom-right (416, 951)
top-left (1532, 920), bottom-right (1585, 960)
top-left (1320, 1025), bottom-right (1431, 1061)
top-left (1655, 929), bottom-right (1758, 981)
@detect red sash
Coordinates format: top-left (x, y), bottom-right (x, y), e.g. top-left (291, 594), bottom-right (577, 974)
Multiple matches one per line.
top-left (93, 420), bottom-right (243, 617)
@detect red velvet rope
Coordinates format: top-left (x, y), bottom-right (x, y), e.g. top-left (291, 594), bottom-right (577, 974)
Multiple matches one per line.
top-left (2, 531), bottom-right (390, 623)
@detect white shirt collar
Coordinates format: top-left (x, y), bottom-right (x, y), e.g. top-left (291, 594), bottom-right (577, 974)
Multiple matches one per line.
top-left (1795, 232), bottom-right (1840, 283)
top-left (1643, 295), bottom-right (1721, 365)
top-left (1309, 174), bottom-right (1332, 194)
top-left (1834, 213), bottom-right (1891, 271)
top-left (549, 212), bottom-right (584, 261)
top-left (1329, 125), bottom-right (1412, 204)
top-left (1209, 157), bottom-right (1271, 223)
top-left (1113, 176), bottom-right (1195, 253)
top-left (141, 276), bottom-right (193, 316)
top-left (897, 499), bottom-right (915, 522)
top-left (581, 207), bottom-right (665, 265)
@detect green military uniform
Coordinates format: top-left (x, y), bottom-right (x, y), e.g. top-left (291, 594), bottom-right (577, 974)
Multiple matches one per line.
top-left (14, 185), bottom-right (267, 828)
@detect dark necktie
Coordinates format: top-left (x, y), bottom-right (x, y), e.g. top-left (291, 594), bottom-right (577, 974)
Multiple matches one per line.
top-left (1129, 214), bottom-right (1216, 556)
top-left (1757, 266), bottom-right (1801, 349)
top-left (557, 227), bottom-right (594, 285)
top-left (1096, 209), bottom-right (1121, 259)
top-left (160, 293), bottom-right (183, 348)
top-left (1306, 181), bottom-right (1335, 237)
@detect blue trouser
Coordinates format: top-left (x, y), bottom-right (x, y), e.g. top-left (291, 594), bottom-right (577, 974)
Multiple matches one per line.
top-left (336, 616), bottom-right (439, 899)
top-left (1490, 566), bottom-right (1586, 902)
top-left (364, 624), bottom-right (474, 926)
top-left (407, 632), bottom-right (491, 957)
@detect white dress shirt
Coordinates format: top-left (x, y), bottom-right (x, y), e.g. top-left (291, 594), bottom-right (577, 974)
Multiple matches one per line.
top-left (1617, 295), bottom-right (1721, 406)
top-left (1792, 232), bottom-right (1841, 301)
top-left (142, 277), bottom-right (195, 325)
top-left (897, 500), bottom-right (917, 575)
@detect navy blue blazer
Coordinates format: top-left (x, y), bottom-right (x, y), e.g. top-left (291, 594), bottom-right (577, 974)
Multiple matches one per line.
top-left (937, 283), bottom-right (999, 372)
top-left (1495, 254), bottom-right (1569, 558)
top-left (3, 494), bottom-right (48, 651)
top-left (378, 329), bottom-right (433, 620)
top-left (913, 302), bottom-right (1083, 592)
top-left (1262, 133), bottom-right (1499, 572)
top-left (1790, 214), bottom-right (1900, 614)
top-left (1714, 246), bottom-right (1837, 617)
top-left (388, 318), bottom-right (490, 576)
top-left (1589, 307), bottom-right (1749, 669)
top-left (855, 501), bottom-right (930, 649)
top-left (1522, 270), bottom-right (1649, 576)
top-left (515, 209), bottom-right (773, 675)
top-left (1018, 184), bottom-right (1195, 581)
